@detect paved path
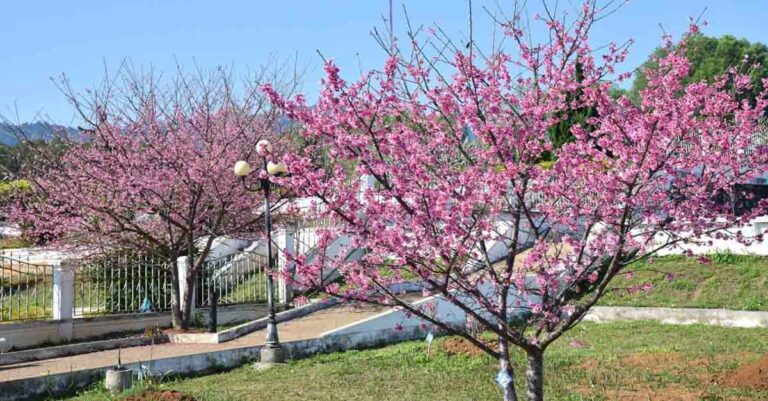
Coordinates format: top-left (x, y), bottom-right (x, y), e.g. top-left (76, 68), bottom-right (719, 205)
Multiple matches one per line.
top-left (0, 302), bottom-right (391, 383)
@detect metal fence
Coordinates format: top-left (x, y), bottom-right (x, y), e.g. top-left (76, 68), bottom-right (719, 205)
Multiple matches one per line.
top-left (0, 254), bottom-right (53, 323)
top-left (294, 217), bottom-right (332, 256)
top-left (74, 253), bottom-right (173, 317)
top-left (196, 252), bottom-right (269, 307)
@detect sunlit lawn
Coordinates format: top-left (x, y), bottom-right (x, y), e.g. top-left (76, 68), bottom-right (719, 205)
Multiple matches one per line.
top-left (602, 254), bottom-right (768, 311)
top-left (59, 321), bottom-right (768, 401)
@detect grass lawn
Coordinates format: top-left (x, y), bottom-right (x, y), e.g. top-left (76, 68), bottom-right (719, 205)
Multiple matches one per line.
top-left (0, 287), bottom-right (52, 322)
top-left (0, 271), bottom-right (53, 322)
top-left (59, 321), bottom-right (768, 401)
top-left (0, 237), bottom-right (32, 249)
top-left (601, 254), bottom-right (768, 311)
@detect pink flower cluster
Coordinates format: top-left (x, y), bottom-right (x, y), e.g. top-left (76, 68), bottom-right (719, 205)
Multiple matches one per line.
top-left (264, 6), bottom-right (768, 351)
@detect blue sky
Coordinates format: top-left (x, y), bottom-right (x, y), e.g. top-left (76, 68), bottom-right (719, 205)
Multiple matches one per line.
top-left (2, 0), bottom-right (768, 125)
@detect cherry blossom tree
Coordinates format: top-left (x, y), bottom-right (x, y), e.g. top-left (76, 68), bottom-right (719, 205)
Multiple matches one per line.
top-left (264, 3), bottom-right (768, 400)
top-left (13, 65), bottom-right (296, 329)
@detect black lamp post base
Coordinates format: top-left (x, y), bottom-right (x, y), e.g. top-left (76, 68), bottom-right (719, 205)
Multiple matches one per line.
top-left (260, 344), bottom-right (285, 364)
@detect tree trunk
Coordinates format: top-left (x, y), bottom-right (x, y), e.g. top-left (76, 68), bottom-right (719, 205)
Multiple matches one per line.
top-left (180, 256), bottom-right (197, 330)
top-left (169, 259), bottom-right (183, 329)
top-left (498, 337), bottom-right (519, 401)
top-left (525, 348), bottom-right (544, 401)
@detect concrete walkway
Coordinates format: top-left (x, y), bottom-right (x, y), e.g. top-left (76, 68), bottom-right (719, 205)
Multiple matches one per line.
top-left (0, 302), bottom-right (391, 383)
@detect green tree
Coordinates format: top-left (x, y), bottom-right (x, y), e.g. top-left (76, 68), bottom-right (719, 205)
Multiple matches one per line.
top-left (0, 139), bottom-right (69, 180)
top-left (630, 34), bottom-right (768, 104)
top-left (544, 61), bottom-right (598, 161)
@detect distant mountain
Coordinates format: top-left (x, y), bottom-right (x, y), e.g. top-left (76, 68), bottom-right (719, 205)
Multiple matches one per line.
top-left (0, 122), bottom-right (77, 146)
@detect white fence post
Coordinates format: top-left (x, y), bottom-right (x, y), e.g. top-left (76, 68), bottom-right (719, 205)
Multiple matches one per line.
top-left (52, 260), bottom-right (75, 341)
top-left (177, 256), bottom-right (195, 314)
top-left (358, 174), bottom-right (375, 203)
top-left (275, 226), bottom-right (297, 305)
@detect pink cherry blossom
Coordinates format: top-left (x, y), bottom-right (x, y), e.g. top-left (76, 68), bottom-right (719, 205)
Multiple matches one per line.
top-left (13, 68), bottom-right (286, 329)
top-left (264, 5), bottom-right (768, 401)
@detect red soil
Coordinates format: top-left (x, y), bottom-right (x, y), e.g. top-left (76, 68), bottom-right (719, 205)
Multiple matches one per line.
top-left (122, 390), bottom-right (198, 401)
top-left (441, 337), bottom-right (495, 357)
top-left (723, 353), bottom-right (768, 390)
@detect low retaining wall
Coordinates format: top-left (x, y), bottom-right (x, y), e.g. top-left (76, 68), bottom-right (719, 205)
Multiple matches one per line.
top-left (585, 306), bottom-right (768, 328)
top-left (0, 304), bottom-right (269, 351)
top-left (0, 335), bottom-right (169, 366)
top-left (0, 325), bottom-right (428, 401)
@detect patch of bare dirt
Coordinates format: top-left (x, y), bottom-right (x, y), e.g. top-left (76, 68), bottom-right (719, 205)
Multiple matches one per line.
top-left (577, 351), bottom-right (759, 400)
top-left (576, 353), bottom-right (705, 400)
top-left (441, 337), bottom-right (589, 358)
top-left (723, 353), bottom-right (768, 390)
top-left (581, 351), bottom-right (753, 375)
top-left (621, 352), bottom-right (706, 373)
top-left (122, 390), bottom-right (198, 401)
top-left (441, 337), bottom-right (497, 357)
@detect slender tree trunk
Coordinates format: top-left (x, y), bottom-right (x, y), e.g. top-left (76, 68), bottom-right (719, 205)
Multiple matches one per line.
top-left (498, 207), bottom-right (522, 401)
top-left (180, 256), bottom-right (197, 330)
top-left (169, 259), bottom-right (183, 329)
top-left (498, 337), bottom-right (519, 401)
top-left (179, 231), bottom-right (199, 331)
top-left (525, 348), bottom-right (544, 401)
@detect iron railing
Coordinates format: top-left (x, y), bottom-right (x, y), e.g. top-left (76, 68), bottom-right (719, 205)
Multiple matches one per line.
top-left (0, 253), bottom-right (53, 323)
top-left (294, 217), bottom-right (332, 256)
top-left (196, 251), bottom-right (269, 307)
top-left (74, 253), bottom-right (172, 316)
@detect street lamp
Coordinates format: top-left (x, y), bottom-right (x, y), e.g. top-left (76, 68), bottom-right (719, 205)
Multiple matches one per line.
top-left (234, 139), bottom-right (287, 364)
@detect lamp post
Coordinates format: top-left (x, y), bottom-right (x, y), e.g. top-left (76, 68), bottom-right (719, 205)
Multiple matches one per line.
top-left (234, 139), bottom-right (287, 364)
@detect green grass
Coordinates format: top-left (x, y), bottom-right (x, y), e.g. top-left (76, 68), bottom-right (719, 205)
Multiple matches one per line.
top-left (58, 321), bottom-right (768, 401)
top-left (601, 254), bottom-right (768, 311)
top-left (218, 272), bottom-right (267, 305)
top-left (0, 236), bottom-right (32, 249)
top-left (0, 280), bottom-right (53, 322)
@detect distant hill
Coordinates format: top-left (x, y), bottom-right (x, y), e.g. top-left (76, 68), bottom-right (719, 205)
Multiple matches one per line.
top-left (0, 122), bottom-right (77, 146)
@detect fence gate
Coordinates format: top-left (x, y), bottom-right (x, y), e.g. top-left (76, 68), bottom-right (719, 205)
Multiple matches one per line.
top-left (0, 253), bottom-right (53, 323)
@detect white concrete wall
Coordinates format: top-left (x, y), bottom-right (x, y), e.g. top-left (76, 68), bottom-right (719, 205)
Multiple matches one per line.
top-left (323, 281), bottom-right (514, 337)
top-left (585, 306), bottom-right (768, 328)
top-left (274, 227), bottom-right (296, 304)
top-left (323, 295), bottom-right (466, 337)
top-left (0, 305), bottom-right (269, 351)
top-left (651, 216), bottom-right (768, 256)
top-left (203, 236), bottom-right (252, 259)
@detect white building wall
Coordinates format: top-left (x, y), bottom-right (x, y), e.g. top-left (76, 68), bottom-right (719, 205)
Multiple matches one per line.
top-left (653, 216), bottom-right (768, 256)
